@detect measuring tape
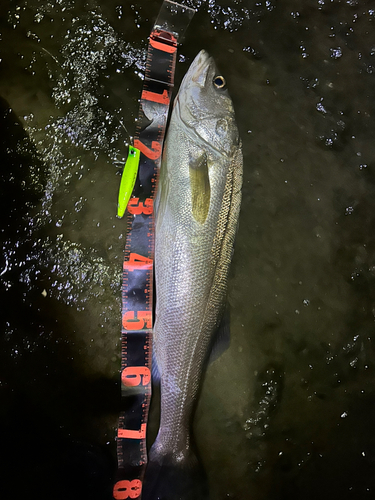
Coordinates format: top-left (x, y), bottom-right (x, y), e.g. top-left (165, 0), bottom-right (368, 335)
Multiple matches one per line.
top-left (113, 2), bottom-right (195, 499)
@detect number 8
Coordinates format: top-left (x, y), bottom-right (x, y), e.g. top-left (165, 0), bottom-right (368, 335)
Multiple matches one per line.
top-left (113, 479), bottom-right (142, 499)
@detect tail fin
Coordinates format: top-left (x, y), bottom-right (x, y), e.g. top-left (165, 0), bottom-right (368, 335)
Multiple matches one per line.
top-left (142, 450), bottom-right (208, 500)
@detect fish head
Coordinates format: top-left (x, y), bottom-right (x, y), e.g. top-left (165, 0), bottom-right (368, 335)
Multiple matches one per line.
top-left (176, 50), bottom-right (240, 157)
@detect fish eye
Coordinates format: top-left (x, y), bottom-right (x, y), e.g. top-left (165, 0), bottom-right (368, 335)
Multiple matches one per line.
top-left (213, 75), bottom-right (226, 89)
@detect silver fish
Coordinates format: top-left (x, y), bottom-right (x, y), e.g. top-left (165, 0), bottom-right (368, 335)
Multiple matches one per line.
top-left (144, 50), bottom-right (243, 499)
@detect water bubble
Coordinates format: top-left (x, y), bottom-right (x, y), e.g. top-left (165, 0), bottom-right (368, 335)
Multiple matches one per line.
top-left (316, 101), bottom-right (327, 114)
top-left (330, 47), bottom-right (343, 59)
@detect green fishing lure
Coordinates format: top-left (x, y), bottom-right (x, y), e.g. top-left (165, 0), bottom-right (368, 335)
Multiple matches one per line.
top-left (117, 146), bottom-right (140, 218)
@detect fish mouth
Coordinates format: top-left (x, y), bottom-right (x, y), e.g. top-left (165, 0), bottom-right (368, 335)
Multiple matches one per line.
top-left (174, 49), bottom-right (214, 130)
top-left (190, 50), bottom-right (214, 88)
top-left (174, 51), bottom-right (210, 131)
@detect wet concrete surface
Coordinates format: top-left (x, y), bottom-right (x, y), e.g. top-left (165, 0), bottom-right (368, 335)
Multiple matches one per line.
top-left (1, 0), bottom-right (375, 498)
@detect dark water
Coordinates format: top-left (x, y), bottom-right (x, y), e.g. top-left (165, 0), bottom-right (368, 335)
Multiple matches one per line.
top-left (1, 0), bottom-right (375, 499)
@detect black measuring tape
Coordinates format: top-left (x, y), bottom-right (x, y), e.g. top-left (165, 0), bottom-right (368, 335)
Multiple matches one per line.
top-left (113, 2), bottom-right (195, 499)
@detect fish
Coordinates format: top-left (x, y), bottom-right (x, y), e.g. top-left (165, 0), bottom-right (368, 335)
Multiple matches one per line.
top-left (143, 49), bottom-right (243, 500)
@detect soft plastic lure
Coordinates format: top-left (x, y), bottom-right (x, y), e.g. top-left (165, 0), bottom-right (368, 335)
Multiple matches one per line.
top-left (117, 146), bottom-right (140, 218)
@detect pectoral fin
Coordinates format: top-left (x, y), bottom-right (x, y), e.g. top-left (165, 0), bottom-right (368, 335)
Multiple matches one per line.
top-left (189, 152), bottom-right (210, 224)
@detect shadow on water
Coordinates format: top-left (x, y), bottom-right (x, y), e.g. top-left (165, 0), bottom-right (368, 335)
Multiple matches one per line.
top-left (0, 98), bottom-right (116, 500)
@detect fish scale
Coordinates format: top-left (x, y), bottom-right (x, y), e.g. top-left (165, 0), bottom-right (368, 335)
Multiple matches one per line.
top-left (143, 50), bottom-right (242, 499)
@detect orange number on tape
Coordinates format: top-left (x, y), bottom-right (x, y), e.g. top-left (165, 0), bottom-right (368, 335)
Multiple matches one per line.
top-left (122, 366), bottom-right (151, 387)
top-left (127, 198), bottom-right (153, 215)
top-left (124, 253), bottom-right (153, 272)
top-left (141, 88), bottom-right (170, 105)
top-left (134, 139), bottom-right (161, 160)
top-left (150, 36), bottom-right (177, 54)
top-left (118, 423), bottom-right (146, 440)
top-left (113, 479), bottom-right (142, 499)
top-left (122, 311), bottom-right (152, 330)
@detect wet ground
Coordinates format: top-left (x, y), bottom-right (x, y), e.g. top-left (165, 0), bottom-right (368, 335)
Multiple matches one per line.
top-left (1, 0), bottom-right (375, 499)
